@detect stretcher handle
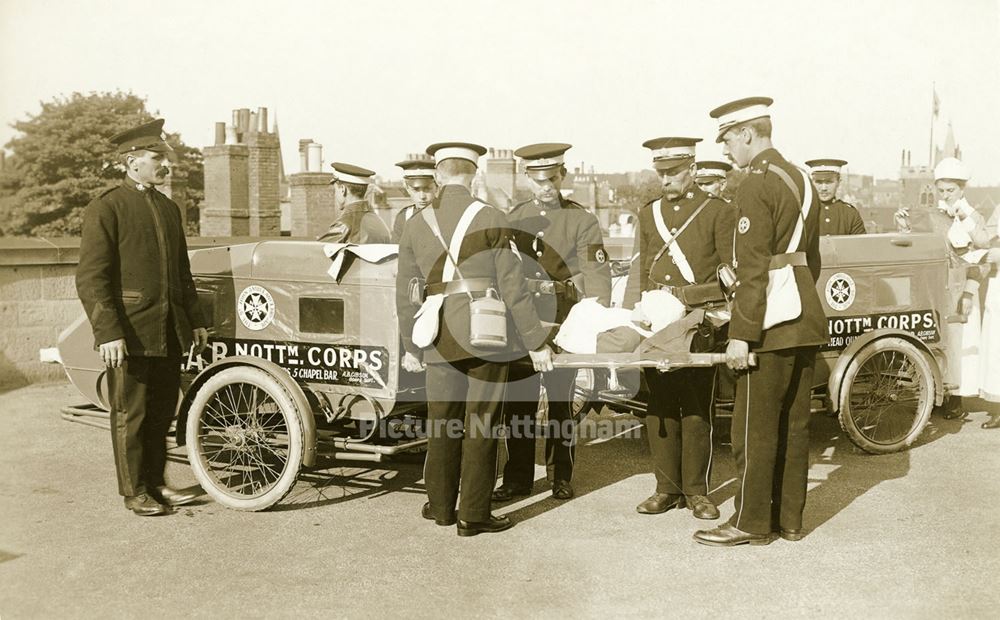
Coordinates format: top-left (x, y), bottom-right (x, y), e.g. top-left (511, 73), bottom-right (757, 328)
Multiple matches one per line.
top-left (705, 352), bottom-right (758, 367)
top-left (550, 352), bottom-right (757, 370)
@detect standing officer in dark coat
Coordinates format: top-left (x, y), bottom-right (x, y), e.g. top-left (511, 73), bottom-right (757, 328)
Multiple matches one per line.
top-left (76, 119), bottom-right (208, 516)
top-left (623, 138), bottom-right (735, 520)
top-left (694, 97), bottom-right (828, 547)
top-left (805, 158), bottom-right (866, 236)
top-left (391, 155), bottom-right (437, 243)
top-left (395, 142), bottom-right (553, 536)
top-left (492, 143), bottom-right (611, 502)
top-left (318, 162), bottom-right (392, 244)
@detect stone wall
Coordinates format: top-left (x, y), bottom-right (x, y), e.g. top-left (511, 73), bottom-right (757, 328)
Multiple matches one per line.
top-left (0, 237), bottom-right (256, 390)
top-left (0, 239), bottom-right (84, 388)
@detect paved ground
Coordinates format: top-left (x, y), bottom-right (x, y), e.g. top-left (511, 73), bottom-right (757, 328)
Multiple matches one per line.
top-left (1, 381), bottom-right (999, 619)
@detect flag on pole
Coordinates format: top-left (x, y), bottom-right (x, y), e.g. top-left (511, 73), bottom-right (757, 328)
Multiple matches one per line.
top-left (932, 87), bottom-right (940, 117)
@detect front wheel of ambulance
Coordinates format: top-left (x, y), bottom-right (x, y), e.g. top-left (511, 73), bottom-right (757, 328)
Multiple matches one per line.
top-left (838, 337), bottom-right (935, 454)
top-left (186, 366), bottom-right (304, 511)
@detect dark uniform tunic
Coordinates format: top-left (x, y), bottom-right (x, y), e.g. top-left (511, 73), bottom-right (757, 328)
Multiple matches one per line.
top-left (76, 178), bottom-right (207, 498)
top-left (728, 148), bottom-right (828, 536)
top-left (391, 204), bottom-right (421, 244)
top-left (500, 196), bottom-right (612, 489)
top-left (818, 198), bottom-right (866, 236)
top-left (318, 199), bottom-right (391, 244)
top-left (395, 184), bottom-right (547, 522)
top-left (624, 186), bottom-right (736, 497)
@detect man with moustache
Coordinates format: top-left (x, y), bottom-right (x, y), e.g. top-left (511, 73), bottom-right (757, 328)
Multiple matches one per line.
top-left (76, 118), bottom-right (208, 516)
top-left (623, 137), bottom-right (735, 520)
top-left (694, 97), bottom-right (827, 547)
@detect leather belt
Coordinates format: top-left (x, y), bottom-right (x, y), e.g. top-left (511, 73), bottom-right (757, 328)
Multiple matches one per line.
top-left (424, 277), bottom-right (495, 297)
top-left (525, 278), bottom-right (575, 296)
top-left (768, 251), bottom-right (807, 269)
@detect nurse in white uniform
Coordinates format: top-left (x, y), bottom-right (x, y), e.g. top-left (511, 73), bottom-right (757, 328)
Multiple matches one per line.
top-left (898, 158), bottom-right (991, 418)
top-left (980, 246), bottom-right (1000, 429)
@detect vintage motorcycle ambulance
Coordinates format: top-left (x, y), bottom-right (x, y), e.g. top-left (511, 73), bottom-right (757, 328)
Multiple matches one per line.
top-left (54, 231), bottom-right (958, 511)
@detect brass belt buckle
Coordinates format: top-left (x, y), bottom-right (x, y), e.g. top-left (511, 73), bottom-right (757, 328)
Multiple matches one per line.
top-left (539, 281), bottom-right (555, 295)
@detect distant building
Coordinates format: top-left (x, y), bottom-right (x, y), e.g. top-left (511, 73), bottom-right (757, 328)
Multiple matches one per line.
top-left (873, 178), bottom-right (901, 208)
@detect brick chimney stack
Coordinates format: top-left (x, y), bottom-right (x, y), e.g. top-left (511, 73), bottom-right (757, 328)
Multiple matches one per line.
top-left (200, 107), bottom-right (250, 236)
top-left (289, 140), bottom-right (334, 237)
top-left (246, 106), bottom-right (281, 236)
top-left (201, 132), bottom-right (250, 237)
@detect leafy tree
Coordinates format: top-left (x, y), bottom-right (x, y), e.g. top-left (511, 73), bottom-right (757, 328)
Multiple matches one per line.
top-left (611, 171), bottom-right (662, 214)
top-left (0, 91), bottom-right (203, 237)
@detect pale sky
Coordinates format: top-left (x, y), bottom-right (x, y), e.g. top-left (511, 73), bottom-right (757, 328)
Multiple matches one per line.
top-left (2, 0), bottom-right (999, 182)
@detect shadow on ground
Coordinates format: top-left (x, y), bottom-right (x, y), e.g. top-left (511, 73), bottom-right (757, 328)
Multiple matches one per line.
top-left (104, 396), bottom-right (970, 524)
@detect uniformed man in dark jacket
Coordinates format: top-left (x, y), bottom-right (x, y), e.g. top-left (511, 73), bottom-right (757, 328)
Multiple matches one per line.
top-left (318, 162), bottom-right (392, 244)
top-left (806, 158), bottom-right (866, 236)
top-left (492, 143), bottom-right (611, 502)
top-left (623, 138), bottom-right (735, 520)
top-left (391, 155), bottom-right (437, 243)
top-left (694, 97), bottom-right (828, 547)
top-left (694, 160), bottom-right (732, 200)
top-left (76, 119), bottom-right (209, 516)
top-left (395, 142), bottom-right (553, 536)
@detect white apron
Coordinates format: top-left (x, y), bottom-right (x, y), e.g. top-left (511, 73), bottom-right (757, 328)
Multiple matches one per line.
top-left (955, 292), bottom-right (982, 397)
top-left (942, 207), bottom-right (984, 397)
top-left (980, 271), bottom-right (1000, 402)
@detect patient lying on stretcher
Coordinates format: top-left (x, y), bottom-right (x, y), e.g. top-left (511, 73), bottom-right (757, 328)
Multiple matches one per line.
top-left (554, 286), bottom-right (730, 356)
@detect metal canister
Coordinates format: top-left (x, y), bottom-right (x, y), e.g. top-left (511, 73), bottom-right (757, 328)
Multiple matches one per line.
top-left (717, 263), bottom-right (739, 299)
top-left (469, 289), bottom-right (507, 348)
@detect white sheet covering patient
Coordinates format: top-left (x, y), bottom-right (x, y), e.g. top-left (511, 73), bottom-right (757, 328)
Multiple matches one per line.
top-left (554, 290), bottom-right (686, 354)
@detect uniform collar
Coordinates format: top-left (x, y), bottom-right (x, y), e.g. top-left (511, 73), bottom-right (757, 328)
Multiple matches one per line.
top-left (533, 195), bottom-right (563, 210)
top-left (748, 147), bottom-right (782, 171)
top-left (661, 184), bottom-right (699, 204)
top-left (433, 184), bottom-right (472, 207)
top-left (342, 199), bottom-right (370, 212)
top-left (122, 175), bottom-right (157, 194)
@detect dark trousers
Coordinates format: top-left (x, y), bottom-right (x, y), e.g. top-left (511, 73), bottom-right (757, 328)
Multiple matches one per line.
top-left (644, 366), bottom-right (715, 496)
top-left (729, 347), bottom-right (817, 535)
top-left (424, 358), bottom-right (508, 522)
top-left (107, 354), bottom-right (182, 497)
top-left (500, 364), bottom-right (577, 488)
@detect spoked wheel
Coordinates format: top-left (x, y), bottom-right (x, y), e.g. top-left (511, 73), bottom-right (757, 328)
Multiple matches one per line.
top-left (838, 337), bottom-right (935, 454)
top-left (186, 366), bottom-right (305, 510)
